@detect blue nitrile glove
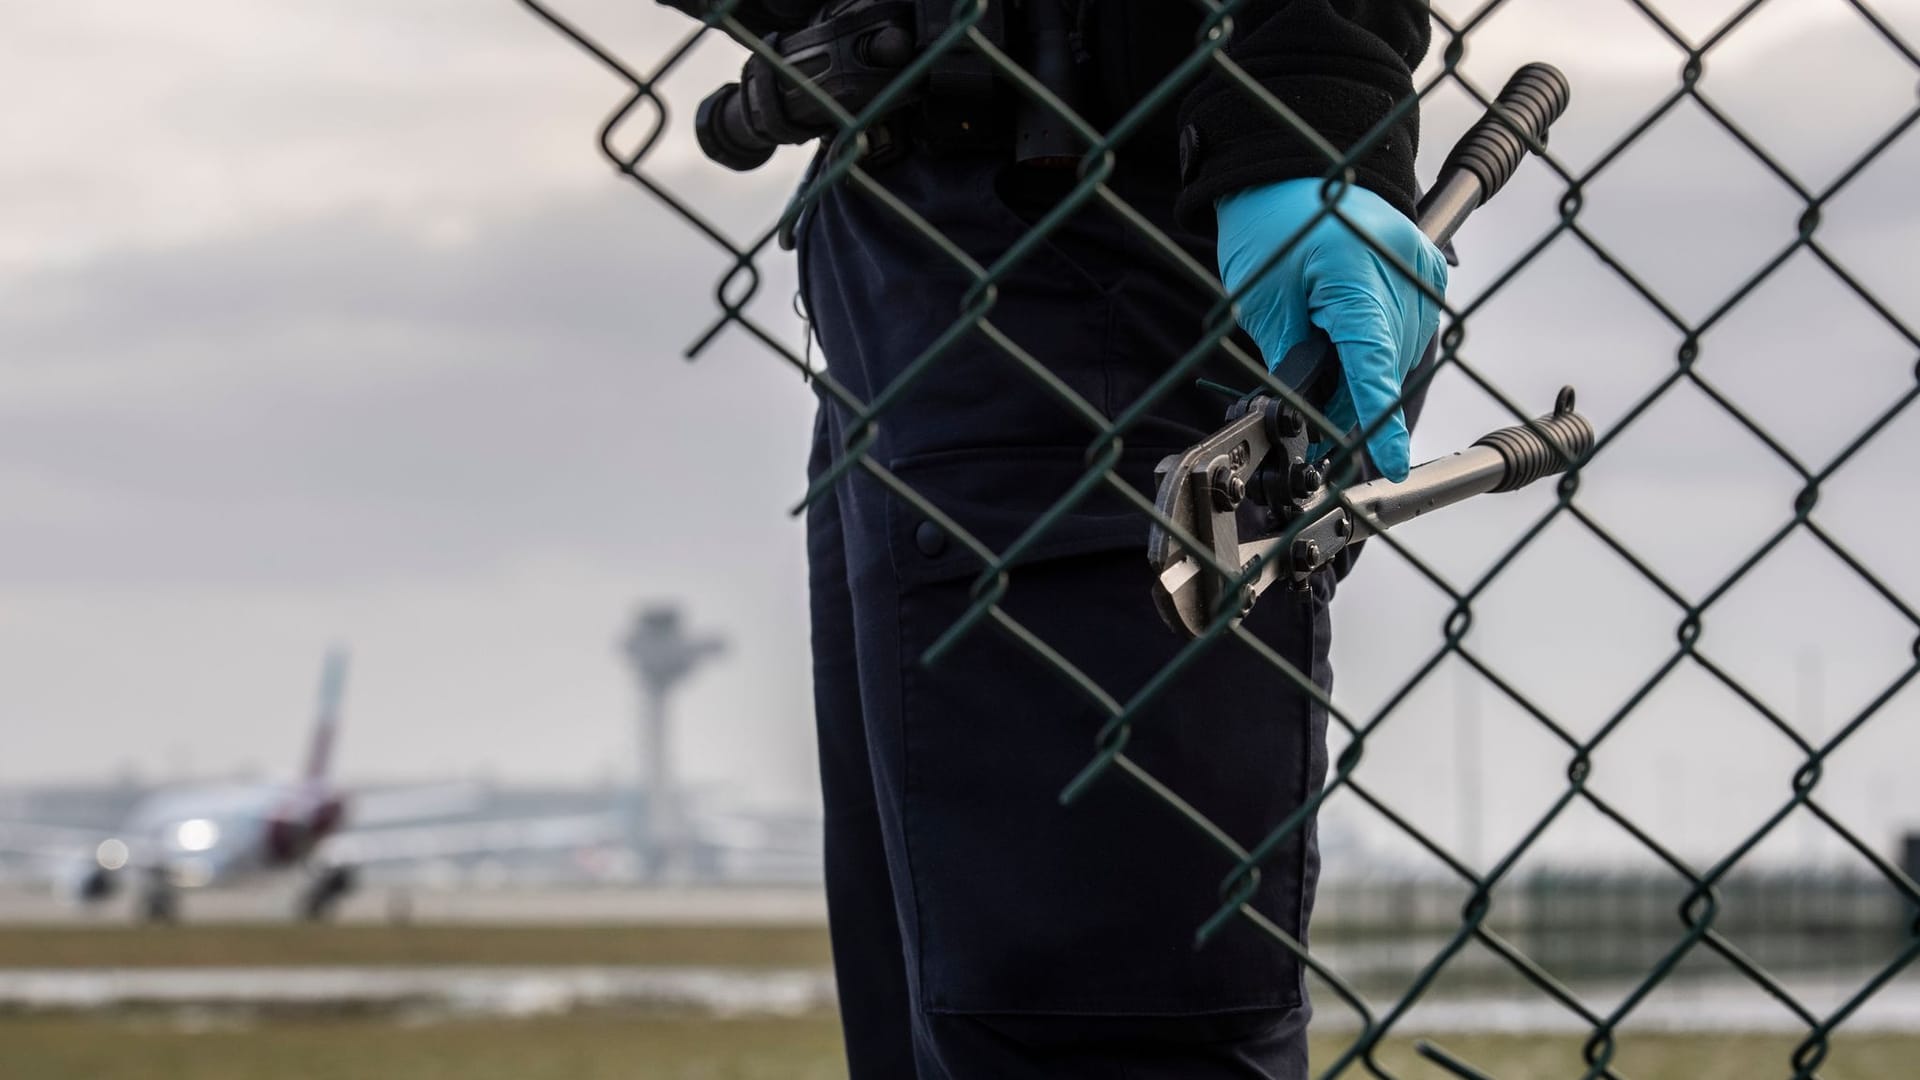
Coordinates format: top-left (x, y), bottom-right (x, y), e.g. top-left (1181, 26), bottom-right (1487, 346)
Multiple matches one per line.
top-left (1216, 179), bottom-right (1449, 482)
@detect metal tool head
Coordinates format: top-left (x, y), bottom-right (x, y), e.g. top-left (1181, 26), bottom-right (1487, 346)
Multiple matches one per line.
top-left (1148, 396), bottom-right (1326, 638)
top-left (1148, 385), bottom-right (1595, 640)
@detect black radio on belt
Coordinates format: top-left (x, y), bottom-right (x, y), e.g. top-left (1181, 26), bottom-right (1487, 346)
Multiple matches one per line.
top-left (685, 0), bottom-right (1084, 172)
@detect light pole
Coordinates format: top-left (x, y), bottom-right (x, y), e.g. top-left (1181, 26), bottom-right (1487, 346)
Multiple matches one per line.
top-left (620, 604), bottom-right (726, 881)
top-left (1455, 663), bottom-right (1483, 869)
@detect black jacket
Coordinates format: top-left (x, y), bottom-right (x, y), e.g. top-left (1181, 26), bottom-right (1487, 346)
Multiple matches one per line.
top-left (1085, 2), bottom-right (1430, 230)
top-left (671, 0), bottom-right (1431, 228)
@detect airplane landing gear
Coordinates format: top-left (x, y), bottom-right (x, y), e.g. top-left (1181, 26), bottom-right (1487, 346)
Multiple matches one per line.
top-left (140, 872), bottom-right (178, 924)
top-left (299, 864), bottom-right (355, 921)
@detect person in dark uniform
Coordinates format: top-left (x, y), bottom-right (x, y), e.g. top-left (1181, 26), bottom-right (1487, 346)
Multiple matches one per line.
top-left (672, 3), bottom-right (1444, 1075)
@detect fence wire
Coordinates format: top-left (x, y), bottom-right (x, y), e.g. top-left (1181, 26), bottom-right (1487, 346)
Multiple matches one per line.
top-left (516, 1), bottom-right (1920, 1076)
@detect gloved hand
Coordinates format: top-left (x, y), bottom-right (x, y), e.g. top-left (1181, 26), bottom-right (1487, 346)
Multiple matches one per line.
top-left (1216, 178), bottom-right (1448, 482)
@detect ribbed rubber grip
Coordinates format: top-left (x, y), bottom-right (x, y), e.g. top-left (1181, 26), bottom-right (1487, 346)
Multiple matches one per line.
top-left (1474, 387), bottom-right (1593, 493)
top-left (1442, 62), bottom-right (1571, 208)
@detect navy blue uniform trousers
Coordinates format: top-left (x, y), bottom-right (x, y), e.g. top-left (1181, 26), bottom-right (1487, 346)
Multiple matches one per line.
top-left (799, 153), bottom-right (1335, 1078)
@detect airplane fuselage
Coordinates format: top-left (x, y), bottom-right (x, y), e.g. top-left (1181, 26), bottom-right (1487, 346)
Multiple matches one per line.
top-left (102, 780), bottom-right (349, 890)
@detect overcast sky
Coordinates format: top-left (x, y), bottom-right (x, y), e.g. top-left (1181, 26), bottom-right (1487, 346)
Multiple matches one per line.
top-left (3, 1), bottom-right (1918, 869)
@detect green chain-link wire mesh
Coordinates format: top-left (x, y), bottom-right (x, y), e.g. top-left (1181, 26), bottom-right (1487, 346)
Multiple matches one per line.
top-left (514, 1), bottom-right (1920, 1076)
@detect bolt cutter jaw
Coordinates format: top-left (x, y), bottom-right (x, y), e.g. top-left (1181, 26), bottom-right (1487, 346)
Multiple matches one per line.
top-left (1148, 388), bottom-right (1593, 639)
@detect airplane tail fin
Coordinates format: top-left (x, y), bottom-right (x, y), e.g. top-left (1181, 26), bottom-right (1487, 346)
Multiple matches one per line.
top-left (304, 647), bottom-right (350, 782)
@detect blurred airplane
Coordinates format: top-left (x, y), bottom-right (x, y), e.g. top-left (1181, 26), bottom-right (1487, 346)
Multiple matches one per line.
top-left (0, 648), bottom-right (622, 921)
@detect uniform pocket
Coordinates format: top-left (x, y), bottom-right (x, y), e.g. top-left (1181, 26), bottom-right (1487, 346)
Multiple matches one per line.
top-left (883, 442), bottom-right (1175, 589)
top-left (877, 444), bottom-right (1322, 1016)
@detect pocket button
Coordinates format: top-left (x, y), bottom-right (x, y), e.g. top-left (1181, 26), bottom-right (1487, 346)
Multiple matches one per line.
top-left (914, 520), bottom-right (948, 557)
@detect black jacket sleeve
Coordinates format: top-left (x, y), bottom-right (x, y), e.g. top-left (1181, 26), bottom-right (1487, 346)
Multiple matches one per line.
top-left (653, 0), bottom-right (817, 36)
top-left (1173, 0), bottom-right (1431, 231)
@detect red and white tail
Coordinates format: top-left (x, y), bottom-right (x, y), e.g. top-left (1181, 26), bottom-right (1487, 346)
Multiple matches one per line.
top-left (304, 647), bottom-right (350, 782)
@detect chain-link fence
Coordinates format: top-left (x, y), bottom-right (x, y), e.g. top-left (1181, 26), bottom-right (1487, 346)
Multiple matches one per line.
top-left (514, 1), bottom-right (1920, 1076)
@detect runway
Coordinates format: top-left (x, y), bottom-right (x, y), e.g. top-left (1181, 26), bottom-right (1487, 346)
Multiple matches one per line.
top-left (3, 884), bottom-right (1915, 1038)
top-left (0, 883), bottom-right (827, 925)
top-left (2, 965), bottom-right (1915, 1035)
top-left (0, 965), bottom-right (835, 1018)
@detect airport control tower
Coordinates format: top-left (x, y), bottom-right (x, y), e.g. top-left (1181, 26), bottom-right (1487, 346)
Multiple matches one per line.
top-left (620, 604), bottom-right (726, 880)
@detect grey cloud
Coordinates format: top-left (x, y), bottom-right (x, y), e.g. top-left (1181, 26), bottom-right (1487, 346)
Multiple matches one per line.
top-left (1, 185), bottom-right (818, 589)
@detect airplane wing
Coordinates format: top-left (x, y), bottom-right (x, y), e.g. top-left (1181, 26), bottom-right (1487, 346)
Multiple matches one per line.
top-left (0, 821), bottom-right (111, 862)
top-left (0, 821), bottom-right (174, 881)
top-left (344, 782), bottom-right (490, 828)
top-left (316, 812), bottom-right (626, 866)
